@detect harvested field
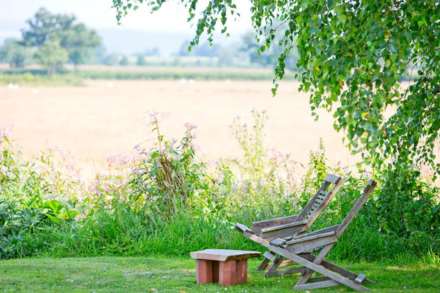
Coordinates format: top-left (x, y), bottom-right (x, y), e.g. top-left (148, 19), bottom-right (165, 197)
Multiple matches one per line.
top-left (0, 80), bottom-right (355, 179)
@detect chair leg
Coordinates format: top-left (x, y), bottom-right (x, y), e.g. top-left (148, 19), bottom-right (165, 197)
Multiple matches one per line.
top-left (243, 232), bottom-right (369, 290)
top-left (260, 251), bottom-right (305, 277)
top-left (295, 244), bottom-right (370, 289)
top-left (257, 251), bottom-right (275, 271)
top-left (266, 244), bottom-right (369, 291)
top-left (296, 244), bottom-right (334, 286)
top-left (295, 279), bottom-right (339, 290)
top-left (257, 257), bottom-right (270, 271)
top-left (265, 256), bottom-right (283, 277)
top-left (301, 251), bottom-right (372, 284)
top-left (321, 260), bottom-right (372, 284)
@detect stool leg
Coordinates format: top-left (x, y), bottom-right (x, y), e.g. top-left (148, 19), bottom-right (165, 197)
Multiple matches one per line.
top-left (196, 260), bottom-right (213, 284)
top-left (237, 260), bottom-right (248, 283)
top-left (212, 261), bottom-right (219, 283)
top-left (219, 260), bottom-right (237, 286)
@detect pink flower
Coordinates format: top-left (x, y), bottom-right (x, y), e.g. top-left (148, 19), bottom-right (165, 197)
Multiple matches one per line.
top-left (184, 122), bottom-right (197, 131)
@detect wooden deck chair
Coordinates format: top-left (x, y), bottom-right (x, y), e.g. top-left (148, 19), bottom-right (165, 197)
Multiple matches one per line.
top-left (241, 180), bottom-right (377, 291)
top-left (235, 174), bottom-right (344, 276)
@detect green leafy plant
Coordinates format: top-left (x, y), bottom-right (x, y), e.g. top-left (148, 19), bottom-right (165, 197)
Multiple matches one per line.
top-left (129, 115), bottom-right (211, 222)
top-left (0, 134), bottom-right (80, 258)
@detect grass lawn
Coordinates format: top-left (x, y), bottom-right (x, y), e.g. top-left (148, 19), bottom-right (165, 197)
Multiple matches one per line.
top-left (0, 256), bottom-right (439, 292)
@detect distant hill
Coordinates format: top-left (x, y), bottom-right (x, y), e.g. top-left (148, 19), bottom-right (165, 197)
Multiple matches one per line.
top-left (0, 27), bottom-right (192, 56)
top-left (0, 26), bottom-right (238, 57)
top-left (97, 29), bottom-right (192, 56)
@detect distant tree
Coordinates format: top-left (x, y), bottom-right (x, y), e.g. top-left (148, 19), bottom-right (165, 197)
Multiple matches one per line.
top-left (62, 23), bottom-right (101, 68)
top-left (177, 40), bottom-right (191, 56)
top-left (143, 47), bottom-right (160, 57)
top-left (136, 55), bottom-right (146, 66)
top-left (217, 46), bottom-right (236, 66)
top-left (119, 55), bottom-right (129, 66)
top-left (34, 38), bottom-right (68, 75)
top-left (21, 7), bottom-right (101, 67)
top-left (103, 53), bottom-right (120, 66)
top-left (178, 40), bottom-right (221, 57)
top-left (0, 38), bottom-right (32, 68)
top-left (21, 8), bottom-right (75, 47)
top-left (240, 32), bottom-right (297, 70)
top-left (93, 46), bottom-right (108, 64)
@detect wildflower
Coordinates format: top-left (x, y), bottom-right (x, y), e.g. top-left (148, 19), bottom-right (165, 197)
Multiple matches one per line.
top-left (149, 111), bottom-right (159, 120)
top-left (184, 122), bottom-right (197, 131)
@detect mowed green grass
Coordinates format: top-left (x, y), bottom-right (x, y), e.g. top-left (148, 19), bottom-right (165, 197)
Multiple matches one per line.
top-left (0, 257), bottom-right (439, 292)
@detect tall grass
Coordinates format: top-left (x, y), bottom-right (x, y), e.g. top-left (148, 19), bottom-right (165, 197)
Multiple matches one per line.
top-left (0, 72), bottom-right (83, 86)
top-left (0, 67), bottom-right (296, 85)
top-left (0, 113), bottom-right (439, 261)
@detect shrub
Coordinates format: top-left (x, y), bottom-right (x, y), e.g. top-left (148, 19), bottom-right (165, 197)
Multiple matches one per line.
top-left (374, 163), bottom-right (440, 253)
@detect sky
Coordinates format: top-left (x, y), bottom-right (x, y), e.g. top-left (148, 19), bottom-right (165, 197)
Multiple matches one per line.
top-left (0, 0), bottom-right (252, 54)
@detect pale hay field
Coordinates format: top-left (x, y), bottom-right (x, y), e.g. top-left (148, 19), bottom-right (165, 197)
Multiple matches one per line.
top-left (0, 80), bottom-right (356, 180)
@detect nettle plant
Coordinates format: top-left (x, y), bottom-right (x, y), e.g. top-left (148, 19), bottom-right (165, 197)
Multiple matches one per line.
top-left (129, 114), bottom-right (211, 222)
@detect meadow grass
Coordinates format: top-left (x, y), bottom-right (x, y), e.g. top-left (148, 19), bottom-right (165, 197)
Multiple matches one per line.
top-left (0, 66), bottom-right (295, 86)
top-left (0, 256), bottom-right (439, 292)
top-left (0, 72), bottom-right (83, 86)
top-left (76, 68), bottom-right (295, 81)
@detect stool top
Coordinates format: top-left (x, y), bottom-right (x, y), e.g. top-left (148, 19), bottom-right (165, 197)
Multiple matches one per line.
top-left (191, 249), bottom-right (261, 261)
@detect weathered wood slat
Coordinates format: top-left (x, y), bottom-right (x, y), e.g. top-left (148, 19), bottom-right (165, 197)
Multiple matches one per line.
top-left (260, 219), bottom-right (308, 233)
top-left (265, 256), bottom-right (283, 277)
top-left (321, 260), bottom-right (359, 280)
top-left (286, 230), bottom-right (337, 245)
top-left (261, 226), bottom-right (307, 240)
top-left (235, 223), bottom-right (252, 233)
top-left (355, 273), bottom-right (366, 284)
top-left (296, 244), bottom-right (335, 285)
top-left (191, 249), bottom-right (260, 262)
top-left (295, 279), bottom-right (339, 290)
top-left (288, 236), bottom-right (337, 254)
top-left (336, 180), bottom-right (376, 237)
top-left (325, 173), bottom-right (341, 184)
top-left (266, 266), bottom-right (305, 277)
top-left (266, 245), bottom-right (369, 291)
top-left (257, 257), bottom-right (270, 271)
top-left (299, 224), bottom-right (340, 237)
top-left (252, 215), bottom-right (301, 232)
top-left (263, 251), bottom-right (275, 261)
top-left (299, 176), bottom-right (345, 227)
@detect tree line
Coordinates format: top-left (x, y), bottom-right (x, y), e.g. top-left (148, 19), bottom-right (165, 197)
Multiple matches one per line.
top-left (0, 7), bottom-right (300, 72)
top-left (0, 8), bottom-right (101, 74)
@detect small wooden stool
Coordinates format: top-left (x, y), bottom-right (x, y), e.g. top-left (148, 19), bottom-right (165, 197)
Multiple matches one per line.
top-left (190, 249), bottom-right (260, 286)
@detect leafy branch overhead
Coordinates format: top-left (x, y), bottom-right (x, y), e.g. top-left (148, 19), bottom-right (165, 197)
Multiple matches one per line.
top-left (113, 0), bottom-right (440, 174)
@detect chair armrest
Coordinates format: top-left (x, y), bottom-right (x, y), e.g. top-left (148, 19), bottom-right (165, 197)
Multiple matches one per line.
top-left (285, 224), bottom-right (340, 245)
top-left (260, 219), bottom-right (308, 233)
top-left (235, 223), bottom-right (253, 234)
top-left (252, 215), bottom-right (301, 232)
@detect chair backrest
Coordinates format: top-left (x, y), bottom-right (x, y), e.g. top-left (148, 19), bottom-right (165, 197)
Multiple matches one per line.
top-left (298, 174), bottom-right (344, 229)
top-left (336, 179), bottom-right (377, 237)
